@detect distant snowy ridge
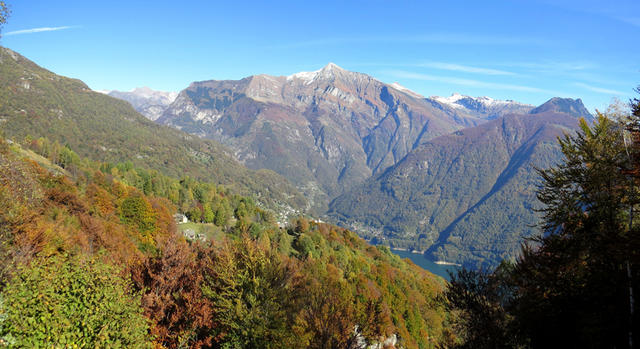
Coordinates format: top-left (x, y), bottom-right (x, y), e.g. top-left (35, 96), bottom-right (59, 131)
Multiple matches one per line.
top-left (432, 92), bottom-right (529, 109)
top-left (105, 87), bottom-right (178, 121)
top-left (429, 92), bottom-right (534, 119)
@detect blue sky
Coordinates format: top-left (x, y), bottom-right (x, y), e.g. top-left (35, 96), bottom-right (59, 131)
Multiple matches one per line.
top-left (2, 0), bottom-right (638, 111)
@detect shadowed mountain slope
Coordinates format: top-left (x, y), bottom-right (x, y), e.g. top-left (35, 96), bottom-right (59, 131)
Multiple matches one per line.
top-left (328, 102), bottom-right (591, 268)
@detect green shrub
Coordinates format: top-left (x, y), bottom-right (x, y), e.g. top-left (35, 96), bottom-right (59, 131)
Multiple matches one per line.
top-left (0, 254), bottom-right (151, 348)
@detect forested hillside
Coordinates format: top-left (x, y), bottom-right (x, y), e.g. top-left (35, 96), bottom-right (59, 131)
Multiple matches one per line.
top-left (0, 137), bottom-right (452, 348)
top-left (0, 46), bottom-right (307, 214)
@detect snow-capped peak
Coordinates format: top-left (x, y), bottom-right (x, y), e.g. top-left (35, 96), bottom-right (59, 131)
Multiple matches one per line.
top-left (322, 62), bottom-right (344, 72)
top-left (287, 68), bottom-right (321, 84)
top-left (431, 93), bottom-right (532, 113)
top-left (431, 93), bottom-right (468, 109)
top-left (125, 87), bottom-right (178, 102)
top-left (287, 63), bottom-right (348, 85)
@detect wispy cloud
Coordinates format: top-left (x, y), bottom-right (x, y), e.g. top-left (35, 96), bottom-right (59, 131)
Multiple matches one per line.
top-left (573, 82), bottom-right (628, 95)
top-left (384, 69), bottom-right (563, 95)
top-left (403, 33), bottom-right (549, 46)
top-left (270, 33), bottom-right (550, 49)
top-left (4, 25), bottom-right (79, 36)
top-left (499, 60), bottom-right (632, 87)
top-left (537, 0), bottom-right (640, 28)
top-left (417, 62), bottom-right (516, 76)
top-left (618, 16), bottom-right (640, 27)
top-left (330, 61), bottom-right (519, 77)
top-left (501, 61), bottom-right (597, 73)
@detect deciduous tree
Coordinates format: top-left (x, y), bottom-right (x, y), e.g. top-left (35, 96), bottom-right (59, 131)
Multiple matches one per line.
top-left (0, 255), bottom-right (151, 348)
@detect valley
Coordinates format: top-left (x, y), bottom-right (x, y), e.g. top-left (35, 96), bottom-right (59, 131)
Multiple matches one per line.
top-left (2, 1), bottom-right (636, 347)
top-left (107, 63), bottom-right (591, 268)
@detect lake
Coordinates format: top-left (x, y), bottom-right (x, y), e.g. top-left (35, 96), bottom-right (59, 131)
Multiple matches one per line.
top-left (391, 250), bottom-right (461, 281)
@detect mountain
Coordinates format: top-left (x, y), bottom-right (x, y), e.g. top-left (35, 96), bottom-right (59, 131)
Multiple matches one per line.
top-left (428, 92), bottom-right (534, 120)
top-left (529, 96), bottom-right (593, 117)
top-left (0, 46), bottom-right (306, 213)
top-left (105, 87), bottom-right (178, 121)
top-left (159, 63), bottom-right (528, 212)
top-left (328, 99), bottom-right (591, 268)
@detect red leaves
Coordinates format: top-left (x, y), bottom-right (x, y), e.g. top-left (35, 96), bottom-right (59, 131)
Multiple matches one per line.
top-left (131, 236), bottom-right (214, 348)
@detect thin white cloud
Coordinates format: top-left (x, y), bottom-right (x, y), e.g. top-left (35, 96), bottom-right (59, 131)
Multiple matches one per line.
top-left (537, 0), bottom-right (640, 28)
top-left (499, 61), bottom-right (632, 87)
top-left (573, 82), bottom-right (628, 95)
top-left (270, 33), bottom-right (550, 49)
top-left (406, 33), bottom-right (550, 46)
top-left (384, 69), bottom-right (562, 95)
top-left (501, 61), bottom-right (597, 72)
top-left (418, 62), bottom-right (516, 76)
top-left (618, 16), bottom-right (640, 27)
top-left (4, 25), bottom-right (79, 36)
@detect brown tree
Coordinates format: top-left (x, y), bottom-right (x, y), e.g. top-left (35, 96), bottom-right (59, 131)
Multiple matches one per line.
top-left (130, 235), bottom-right (214, 348)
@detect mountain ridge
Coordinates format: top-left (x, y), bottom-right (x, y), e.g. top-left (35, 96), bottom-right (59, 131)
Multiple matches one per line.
top-left (12, 50), bottom-right (595, 267)
top-left (529, 96), bottom-right (593, 118)
top-left (157, 63), bottom-right (533, 212)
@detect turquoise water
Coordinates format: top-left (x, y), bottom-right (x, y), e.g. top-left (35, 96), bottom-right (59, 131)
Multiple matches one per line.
top-left (391, 250), bottom-right (461, 281)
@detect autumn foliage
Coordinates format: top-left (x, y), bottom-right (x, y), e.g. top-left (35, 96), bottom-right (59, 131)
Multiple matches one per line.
top-left (0, 138), bottom-right (450, 348)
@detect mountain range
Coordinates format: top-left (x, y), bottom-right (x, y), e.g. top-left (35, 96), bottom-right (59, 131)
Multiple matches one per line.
top-left (154, 63), bottom-right (532, 212)
top-left (104, 62), bottom-right (592, 267)
top-left (2, 46), bottom-right (595, 268)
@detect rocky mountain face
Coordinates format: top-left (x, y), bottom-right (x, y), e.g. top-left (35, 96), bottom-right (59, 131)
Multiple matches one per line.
top-left (328, 98), bottom-right (592, 268)
top-left (105, 87), bottom-right (178, 121)
top-left (529, 96), bottom-right (593, 117)
top-left (159, 63), bottom-right (529, 212)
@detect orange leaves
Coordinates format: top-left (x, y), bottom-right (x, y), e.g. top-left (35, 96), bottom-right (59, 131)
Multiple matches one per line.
top-left (45, 185), bottom-right (87, 215)
top-left (0, 140), bottom-right (177, 267)
top-left (148, 196), bottom-right (177, 244)
top-left (131, 236), bottom-right (214, 348)
top-left (86, 183), bottom-right (115, 217)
